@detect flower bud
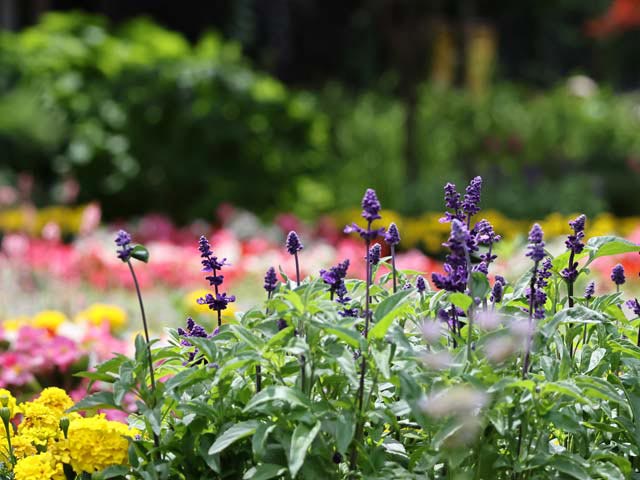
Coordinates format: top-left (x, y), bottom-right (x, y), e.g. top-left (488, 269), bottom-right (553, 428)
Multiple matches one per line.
top-left (60, 417), bottom-right (70, 438)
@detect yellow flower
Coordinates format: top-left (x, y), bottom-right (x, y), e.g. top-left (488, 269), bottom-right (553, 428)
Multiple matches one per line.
top-left (18, 402), bottom-right (62, 446)
top-left (0, 388), bottom-right (18, 419)
top-left (13, 452), bottom-right (62, 480)
top-left (76, 303), bottom-right (127, 331)
top-left (1, 316), bottom-right (31, 332)
top-left (33, 387), bottom-right (74, 416)
top-left (5, 434), bottom-right (38, 461)
top-left (32, 311), bottom-right (68, 332)
top-left (184, 289), bottom-right (212, 316)
top-left (67, 415), bottom-right (136, 473)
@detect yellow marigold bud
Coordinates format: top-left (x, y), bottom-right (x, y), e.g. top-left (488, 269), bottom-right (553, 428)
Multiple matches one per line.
top-left (0, 388), bottom-right (17, 419)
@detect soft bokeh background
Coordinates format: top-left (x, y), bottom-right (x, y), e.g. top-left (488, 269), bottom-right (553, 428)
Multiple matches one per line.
top-left (1, 0), bottom-right (640, 221)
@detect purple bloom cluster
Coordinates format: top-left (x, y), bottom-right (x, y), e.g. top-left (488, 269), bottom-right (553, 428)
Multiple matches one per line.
top-left (526, 224), bottom-right (546, 262)
top-left (115, 230), bottom-right (133, 262)
top-left (473, 219), bottom-right (501, 274)
top-left (384, 223), bottom-right (401, 246)
top-left (627, 298), bottom-right (640, 317)
top-left (416, 275), bottom-right (427, 293)
top-left (527, 257), bottom-right (552, 320)
top-left (197, 236), bottom-right (235, 323)
top-left (178, 317), bottom-right (212, 364)
top-left (344, 189), bottom-right (385, 241)
top-left (441, 183), bottom-right (464, 223)
top-left (611, 264), bottom-right (626, 286)
top-left (264, 266), bottom-right (278, 294)
top-left (561, 214), bottom-right (586, 283)
top-left (368, 243), bottom-right (382, 266)
top-left (320, 259), bottom-right (356, 317)
top-left (584, 281), bottom-right (595, 300)
top-left (462, 176), bottom-right (483, 221)
top-left (490, 276), bottom-right (506, 303)
top-left (361, 188), bottom-right (382, 222)
top-left (432, 219), bottom-right (477, 293)
top-left (286, 231), bottom-right (304, 255)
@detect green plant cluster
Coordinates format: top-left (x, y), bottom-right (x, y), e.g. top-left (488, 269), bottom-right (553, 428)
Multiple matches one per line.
top-left (75, 229), bottom-right (640, 479)
top-left (0, 12), bottom-right (325, 221)
top-left (2, 12), bottom-right (640, 220)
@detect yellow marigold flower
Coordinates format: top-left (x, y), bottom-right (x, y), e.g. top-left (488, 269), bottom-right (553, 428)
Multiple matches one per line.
top-left (13, 452), bottom-right (62, 480)
top-left (5, 434), bottom-right (38, 461)
top-left (32, 310), bottom-right (68, 332)
top-left (1, 316), bottom-right (31, 332)
top-left (67, 415), bottom-right (135, 473)
top-left (18, 402), bottom-right (62, 446)
top-left (32, 388), bottom-right (74, 416)
top-left (48, 437), bottom-right (71, 465)
top-left (76, 303), bottom-right (127, 331)
top-left (0, 388), bottom-right (18, 419)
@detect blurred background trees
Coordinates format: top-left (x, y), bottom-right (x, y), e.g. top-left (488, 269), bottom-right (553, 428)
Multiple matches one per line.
top-left (1, 0), bottom-right (640, 221)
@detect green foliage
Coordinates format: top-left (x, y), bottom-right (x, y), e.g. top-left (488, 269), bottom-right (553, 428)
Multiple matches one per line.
top-left (80, 232), bottom-right (640, 478)
top-left (0, 12), bottom-right (325, 221)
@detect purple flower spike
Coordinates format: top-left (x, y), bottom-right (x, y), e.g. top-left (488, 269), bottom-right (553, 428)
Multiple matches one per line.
top-left (627, 298), bottom-right (640, 317)
top-left (490, 276), bottom-right (505, 303)
top-left (361, 188), bottom-right (382, 222)
top-left (584, 281), bottom-right (595, 300)
top-left (115, 229), bottom-right (133, 262)
top-left (416, 275), bottom-right (427, 293)
top-left (264, 266), bottom-right (278, 293)
top-left (526, 224), bottom-right (546, 262)
top-left (384, 223), bottom-right (401, 246)
top-left (286, 231), bottom-right (303, 255)
top-left (611, 264), bottom-right (626, 286)
top-left (462, 176), bottom-right (483, 219)
top-left (368, 243), bottom-right (382, 265)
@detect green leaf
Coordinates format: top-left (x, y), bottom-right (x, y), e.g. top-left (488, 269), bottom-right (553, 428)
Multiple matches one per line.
top-left (130, 244), bottom-right (149, 263)
top-left (243, 464), bottom-right (287, 480)
top-left (91, 465), bottom-right (129, 479)
top-left (547, 454), bottom-right (591, 480)
top-left (208, 420), bottom-right (260, 455)
top-left (470, 272), bottom-right (490, 300)
top-left (244, 386), bottom-right (311, 412)
top-left (69, 391), bottom-right (117, 412)
top-left (369, 289), bottom-right (413, 340)
top-left (449, 292), bottom-right (473, 311)
top-left (335, 411), bottom-right (355, 453)
top-left (289, 421), bottom-right (321, 478)
top-left (585, 236), bottom-right (640, 264)
top-left (541, 306), bottom-right (606, 338)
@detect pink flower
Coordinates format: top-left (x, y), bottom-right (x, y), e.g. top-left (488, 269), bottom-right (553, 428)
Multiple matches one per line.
top-left (0, 351), bottom-right (35, 387)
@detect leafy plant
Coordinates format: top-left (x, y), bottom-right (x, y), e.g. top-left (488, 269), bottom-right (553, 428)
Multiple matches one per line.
top-left (71, 179), bottom-right (640, 479)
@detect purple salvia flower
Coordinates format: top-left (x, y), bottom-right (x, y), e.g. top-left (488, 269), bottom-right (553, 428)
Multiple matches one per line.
top-left (384, 223), bottom-right (401, 246)
top-left (264, 266), bottom-right (278, 293)
top-left (277, 318), bottom-right (288, 331)
top-left (431, 219), bottom-right (476, 293)
top-left (368, 243), bottom-right (382, 265)
top-left (402, 282), bottom-right (413, 290)
top-left (197, 292), bottom-right (236, 312)
top-left (440, 183), bottom-right (464, 223)
top-left (416, 275), bottom-right (427, 293)
top-left (115, 229), bottom-right (133, 262)
top-left (490, 277), bottom-right (505, 303)
top-left (611, 264), bottom-right (626, 286)
top-left (526, 224), bottom-right (545, 262)
top-left (584, 281), bottom-right (595, 300)
top-left (462, 176), bottom-right (483, 221)
top-left (627, 298), bottom-right (640, 317)
top-left (178, 317), bottom-right (210, 364)
top-left (565, 214), bottom-right (586, 254)
top-left (361, 188), bottom-right (382, 222)
top-left (286, 231), bottom-right (303, 255)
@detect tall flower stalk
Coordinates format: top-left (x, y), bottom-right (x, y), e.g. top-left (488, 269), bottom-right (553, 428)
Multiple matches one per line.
top-left (344, 188), bottom-right (384, 472)
top-left (522, 224), bottom-right (547, 378)
top-left (611, 264), bottom-right (625, 293)
top-left (259, 266), bottom-right (279, 392)
top-left (115, 229), bottom-right (159, 449)
top-left (384, 223), bottom-right (401, 293)
top-left (561, 214), bottom-right (586, 308)
top-left (286, 231), bottom-right (303, 286)
top-left (196, 236), bottom-right (235, 328)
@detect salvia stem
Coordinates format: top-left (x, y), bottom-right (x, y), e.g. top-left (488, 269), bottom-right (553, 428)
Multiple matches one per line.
top-left (522, 262), bottom-right (539, 379)
top-left (391, 245), bottom-right (397, 293)
top-left (126, 259), bottom-right (159, 450)
top-left (294, 253), bottom-right (301, 287)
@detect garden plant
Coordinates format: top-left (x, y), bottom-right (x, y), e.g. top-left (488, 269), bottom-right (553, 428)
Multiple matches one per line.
top-left (2, 177), bottom-right (640, 479)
